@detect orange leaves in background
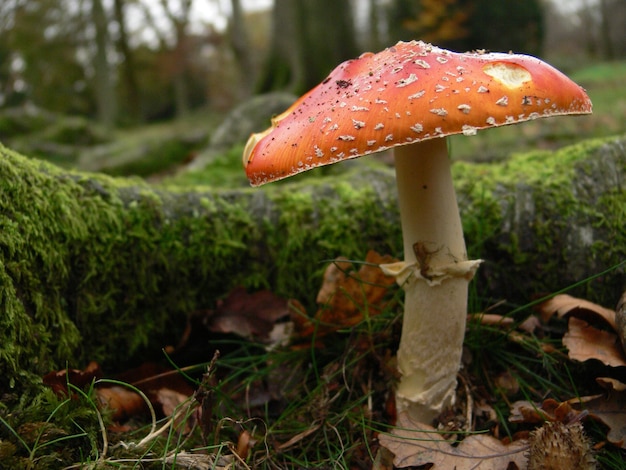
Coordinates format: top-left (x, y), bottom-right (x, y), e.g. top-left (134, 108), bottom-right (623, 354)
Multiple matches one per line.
top-left (292, 250), bottom-right (398, 339)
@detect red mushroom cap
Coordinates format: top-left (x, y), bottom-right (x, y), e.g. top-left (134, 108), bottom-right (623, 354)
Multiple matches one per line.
top-left (244, 41), bottom-right (592, 186)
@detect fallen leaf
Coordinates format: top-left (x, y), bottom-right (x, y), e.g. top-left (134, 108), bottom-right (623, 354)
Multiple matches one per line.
top-left (614, 289), bottom-right (626, 347)
top-left (155, 387), bottom-right (198, 434)
top-left (235, 429), bottom-right (256, 460)
top-left (379, 412), bottom-right (528, 469)
top-left (202, 287), bottom-right (292, 341)
top-left (585, 377), bottom-right (626, 448)
top-left (296, 250), bottom-right (397, 338)
top-left (597, 376), bottom-right (626, 392)
top-left (467, 313), bottom-right (541, 335)
top-left (563, 317), bottom-right (626, 367)
top-left (509, 398), bottom-right (588, 425)
top-left (96, 386), bottom-right (147, 422)
top-left (536, 294), bottom-right (616, 331)
top-left (43, 361), bottom-right (102, 396)
top-left (494, 369), bottom-right (519, 396)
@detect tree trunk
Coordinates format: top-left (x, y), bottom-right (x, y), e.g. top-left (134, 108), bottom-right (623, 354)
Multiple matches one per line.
top-left (172, 22), bottom-right (190, 117)
top-left (91, 0), bottom-right (116, 127)
top-left (113, 0), bottom-right (142, 123)
top-left (1, 135), bottom-right (625, 393)
top-left (257, 0), bottom-right (302, 92)
top-left (258, 0), bottom-right (359, 94)
top-left (228, 0), bottom-right (255, 100)
top-left (599, 0), bottom-right (615, 60)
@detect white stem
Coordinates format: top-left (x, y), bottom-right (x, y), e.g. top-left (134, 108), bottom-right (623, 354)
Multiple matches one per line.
top-left (391, 138), bottom-right (479, 423)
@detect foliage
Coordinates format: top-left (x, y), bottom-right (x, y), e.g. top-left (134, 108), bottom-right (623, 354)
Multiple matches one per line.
top-left (385, 0), bottom-right (544, 55)
top-left (5, 0), bottom-right (92, 114)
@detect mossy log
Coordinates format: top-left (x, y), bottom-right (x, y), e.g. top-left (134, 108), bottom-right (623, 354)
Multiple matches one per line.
top-left (1, 135), bottom-right (625, 392)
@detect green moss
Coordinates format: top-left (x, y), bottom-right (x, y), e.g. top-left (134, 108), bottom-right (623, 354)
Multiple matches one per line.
top-left (255, 175), bottom-right (401, 301)
top-left (454, 135), bottom-right (626, 303)
top-left (0, 144), bottom-right (258, 392)
top-left (1, 134), bottom-right (624, 396)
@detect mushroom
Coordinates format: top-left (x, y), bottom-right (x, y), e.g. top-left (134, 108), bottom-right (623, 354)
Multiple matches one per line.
top-left (243, 41), bottom-right (592, 423)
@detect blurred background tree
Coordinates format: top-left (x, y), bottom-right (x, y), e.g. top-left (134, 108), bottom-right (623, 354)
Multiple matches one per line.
top-left (386, 0), bottom-right (543, 55)
top-left (257, 0), bottom-right (359, 94)
top-left (0, 0), bottom-right (624, 129)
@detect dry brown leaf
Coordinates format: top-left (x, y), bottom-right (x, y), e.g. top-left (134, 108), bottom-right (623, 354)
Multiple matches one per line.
top-left (155, 387), bottom-right (198, 434)
top-left (155, 387), bottom-right (191, 417)
top-left (536, 294), bottom-right (617, 331)
top-left (494, 369), bottom-right (519, 396)
top-left (563, 317), bottom-right (626, 367)
top-left (615, 289), bottom-right (626, 347)
top-left (467, 313), bottom-right (541, 335)
top-left (316, 250), bottom-right (397, 321)
top-left (43, 361), bottom-right (103, 396)
top-left (296, 250), bottom-right (397, 338)
top-left (378, 412), bottom-right (528, 469)
top-left (235, 430), bottom-right (257, 460)
top-left (96, 386), bottom-right (147, 422)
top-left (597, 376), bottom-right (626, 392)
top-left (203, 287), bottom-right (291, 341)
top-left (583, 378), bottom-right (626, 448)
top-left (509, 398), bottom-right (587, 425)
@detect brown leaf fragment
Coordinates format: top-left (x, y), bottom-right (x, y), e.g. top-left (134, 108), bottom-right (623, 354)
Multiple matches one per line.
top-left (585, 377), bottom-right (626, 448)
top-left (317, 250), bottom-right (397, 319)
top-left (614, 289), bottom-right (626, 348)
top-left (235, 430), bottom-right (257, 460)
top-left (509, 400), bottom-right (547, 424)
top-left (203, 287), bottom-right (292, 341)
top-left (536, 294), bottom-right (617, 331)
top-left (563, 317), bottom-right (626, 367)
top-left (597, 376), bottom-right (626, 392)
top-left (509, 398), bottom-right (587, 426)
top-left (96, 386), bottom-right (147, 422)
top-left (494, 370), bottom-right (519, 396)
top-left (379, 412), bottom-right (528, 469)
top-left (155, 387), bottom-right (197, 434)
top-left (43, 361), bottom-right (102, 396)
top-left (296, 250), bottom-right (397, 338)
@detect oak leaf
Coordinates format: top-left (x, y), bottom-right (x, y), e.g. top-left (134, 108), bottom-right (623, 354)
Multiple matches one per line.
top-left (536, 294), bottom-right (625, 366)
top-left (584, 377), bottom-right (626, 448)
top-left (563, 316), bottom-right (626, 367)
top-left (379, 412), bottom-right (528, 469)
top-left (535, 293), bottom-right (616, 330)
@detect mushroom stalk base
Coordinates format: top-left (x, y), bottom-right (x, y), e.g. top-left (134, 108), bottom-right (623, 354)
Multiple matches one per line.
top-left (384, 139), bottom-right (481, 423)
